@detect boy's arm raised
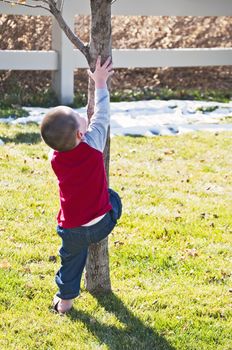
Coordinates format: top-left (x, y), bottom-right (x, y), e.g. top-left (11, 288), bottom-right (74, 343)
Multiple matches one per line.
top-left (84, 57), bottom-right (114, 152)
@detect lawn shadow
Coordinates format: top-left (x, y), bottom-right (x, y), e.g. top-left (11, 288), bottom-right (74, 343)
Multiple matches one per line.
top-left (68, 291), bottom-right (176, 350)
top-left (1, 132), bottom-right (41, 144)
top-left (124, 134), bottom-right (145, 138)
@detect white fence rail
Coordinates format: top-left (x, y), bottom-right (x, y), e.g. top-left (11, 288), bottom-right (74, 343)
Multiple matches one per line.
top-left (0, 0), bottom-right (232, 104)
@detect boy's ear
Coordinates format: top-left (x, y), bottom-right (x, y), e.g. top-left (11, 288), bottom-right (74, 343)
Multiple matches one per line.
top-left (77, 130), bottom-right (83, 139)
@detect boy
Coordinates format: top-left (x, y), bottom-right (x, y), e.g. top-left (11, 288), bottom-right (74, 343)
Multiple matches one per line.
top-left (40, 56), bottom-right (122, 314)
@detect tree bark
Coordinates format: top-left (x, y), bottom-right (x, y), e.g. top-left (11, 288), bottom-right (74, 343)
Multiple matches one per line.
top-left (84, 0), bottom-right (112, 293)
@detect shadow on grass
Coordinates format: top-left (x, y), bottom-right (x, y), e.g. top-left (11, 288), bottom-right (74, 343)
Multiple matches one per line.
top-left (124, 134), bottom-right (145, 138)
top-left (68, 291), bottom-right (176, 350)
top-left (1, 132), bottom-right (41, 144)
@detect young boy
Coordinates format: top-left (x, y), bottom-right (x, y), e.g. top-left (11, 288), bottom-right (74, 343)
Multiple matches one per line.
top-left (40, 56), bottom-right (122, 314)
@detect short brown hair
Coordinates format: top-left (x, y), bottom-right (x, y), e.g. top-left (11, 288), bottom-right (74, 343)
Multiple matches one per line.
top-left (40, 106), bottom-right (79, 152)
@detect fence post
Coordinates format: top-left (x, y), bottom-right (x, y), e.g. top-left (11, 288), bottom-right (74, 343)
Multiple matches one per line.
top-left (51, 8), bottom-right (74, 105)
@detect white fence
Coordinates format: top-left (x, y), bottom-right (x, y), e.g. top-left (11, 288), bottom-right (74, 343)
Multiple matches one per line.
top-left (1, 0), bottom-right (232, 104)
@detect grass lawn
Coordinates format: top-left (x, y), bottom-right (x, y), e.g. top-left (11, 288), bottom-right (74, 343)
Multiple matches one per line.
top-left (0, 123), bottom-right (231, 350)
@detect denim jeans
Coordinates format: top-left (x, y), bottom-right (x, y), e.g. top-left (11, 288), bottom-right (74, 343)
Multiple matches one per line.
top-left (55, 188), bottom-right (122, 300)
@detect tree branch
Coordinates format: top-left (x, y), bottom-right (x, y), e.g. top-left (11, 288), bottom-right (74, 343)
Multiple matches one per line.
top-left (1, 0), bottom-right (49, 10)
top-left (1, 0), bottom-right (90, 62)
top-left (47, 0), bottom-right (90, 61)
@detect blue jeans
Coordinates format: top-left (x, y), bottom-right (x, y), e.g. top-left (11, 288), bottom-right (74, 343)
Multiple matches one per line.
top-left (55, 189), bottom-right (122, 300)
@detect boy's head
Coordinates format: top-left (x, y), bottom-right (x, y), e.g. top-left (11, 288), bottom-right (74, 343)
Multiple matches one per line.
top-left (40, 106), bottom-right (87, 152)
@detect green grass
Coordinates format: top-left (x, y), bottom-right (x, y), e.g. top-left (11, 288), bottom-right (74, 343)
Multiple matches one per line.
top-left (0, 87), bottom-right (231, 121)
top-left (221, 116), bottom-right (232, 124)
top-left (1, 88), bottom-right (231, 123)
top-left (196, 106), bottom-right (219, 114)
top-left (0, 124), bottom-right (231, 350)
top-left (1, 88), bottom-right (58, 109)
top-left (0, 105), bottom-right (29, 119)
top-left (1, 87), bottom-right (231, 113)
top-left (110, 88), bottom-right (232, 104)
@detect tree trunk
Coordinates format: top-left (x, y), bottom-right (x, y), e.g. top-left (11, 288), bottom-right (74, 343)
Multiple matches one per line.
top-left (84, 0), bottom-right (112, 293)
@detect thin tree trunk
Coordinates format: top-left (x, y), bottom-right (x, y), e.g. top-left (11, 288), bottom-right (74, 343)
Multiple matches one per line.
top-left (85, 0), bottom-right (112, 293)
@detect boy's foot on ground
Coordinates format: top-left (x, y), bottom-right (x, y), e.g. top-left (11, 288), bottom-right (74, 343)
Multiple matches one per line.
top-left (53, 296), bottom-right (73, 314)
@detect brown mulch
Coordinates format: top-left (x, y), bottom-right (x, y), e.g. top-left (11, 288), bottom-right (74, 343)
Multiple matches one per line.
top-left (0, 15), bottom-right (232, 98)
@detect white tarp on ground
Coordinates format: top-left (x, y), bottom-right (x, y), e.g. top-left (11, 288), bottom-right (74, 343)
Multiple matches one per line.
top-left (1, 99), bottom-right (232, 140)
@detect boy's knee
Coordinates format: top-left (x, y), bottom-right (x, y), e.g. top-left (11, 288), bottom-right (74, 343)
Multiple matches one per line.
top-left (108, 188), bottom-right (122, 221)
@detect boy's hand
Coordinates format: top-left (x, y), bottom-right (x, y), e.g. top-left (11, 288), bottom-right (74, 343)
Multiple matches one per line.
top-left (87, 56), bottom-right (114, 89)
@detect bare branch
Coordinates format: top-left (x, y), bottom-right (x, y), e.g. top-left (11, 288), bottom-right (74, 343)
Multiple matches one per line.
top-left (1, 0), bottom-right (49, 11)
top-left (48, 0), bottom-right (90, 61)
top-left (1, 0), bottom-right (90, 61)
top-left (54, 0), bottom-right (63, 11)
